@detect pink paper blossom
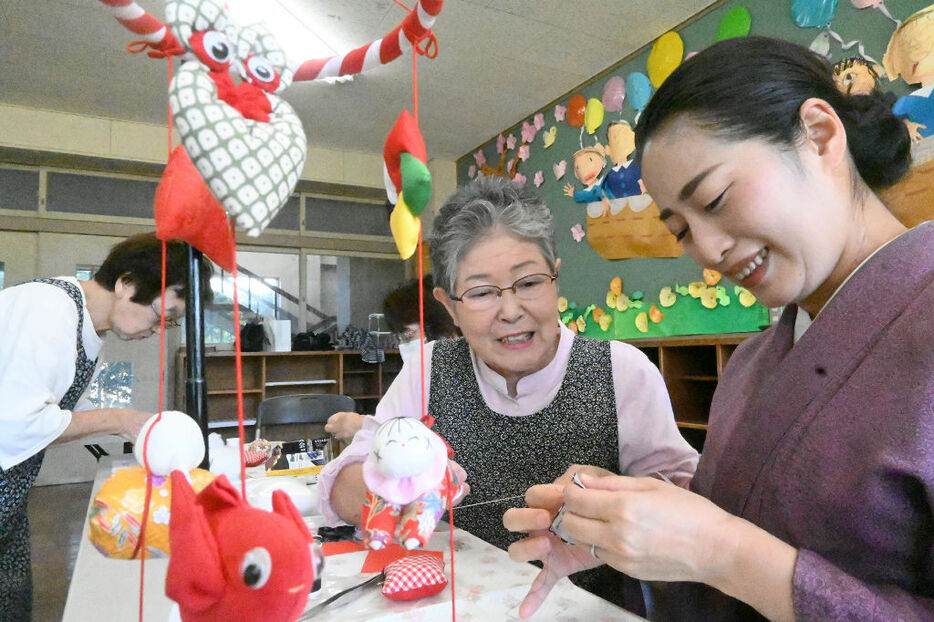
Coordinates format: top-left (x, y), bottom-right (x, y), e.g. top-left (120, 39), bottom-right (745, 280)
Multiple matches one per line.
top-left (512, 172), bottom-right (527, 186)
top-left (473, 150), bottom-right (486, 166)
top-left (553, 160), bottom-right (567, 179)
top-left (534, 171), bottom-right (544, 187)
top-left (571, 224), bottom-right (585, 242)
top-left (506, 134), bottom-right (517, 150)
top-left (533, 113), bottom-right (545, 131)
top-left (554, 105), bottom-right (567, 122)
top-left (521, 121), bottom-right (537, 144)
top-left (496, 134), bottom-right (505, 154)
top-left (517, 144), bottom-right (530, 161)
top-left (468, 164), bottom-right (477, 178)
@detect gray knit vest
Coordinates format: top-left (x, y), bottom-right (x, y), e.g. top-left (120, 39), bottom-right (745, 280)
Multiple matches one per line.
top-left (429, 335), bottom-right (619, 550)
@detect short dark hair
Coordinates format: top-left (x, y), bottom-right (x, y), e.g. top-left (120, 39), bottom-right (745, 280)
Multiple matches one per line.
top-left (635, 36), bottom-right (910, 191)
top-left (93, 233), bottom-right (214, 304)
top-left (382, 275), bottom-right (457, 341)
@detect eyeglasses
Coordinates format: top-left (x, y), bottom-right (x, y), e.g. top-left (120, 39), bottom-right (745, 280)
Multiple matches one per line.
top-left (151, 299), bottom-right (182, 328)
top-left (450, 273), bottom-right (557, 311)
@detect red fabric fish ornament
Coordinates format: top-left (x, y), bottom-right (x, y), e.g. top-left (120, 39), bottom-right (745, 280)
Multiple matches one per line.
top-left (165, 472), bottom-right (316, 622)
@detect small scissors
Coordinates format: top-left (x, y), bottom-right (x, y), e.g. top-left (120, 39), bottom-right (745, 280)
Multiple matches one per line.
top-left (298, 571), bottom-right (384, 619)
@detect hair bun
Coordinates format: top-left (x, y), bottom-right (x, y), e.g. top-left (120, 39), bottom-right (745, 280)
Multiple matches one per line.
top-left (840, 90), bottom-right (911, 190)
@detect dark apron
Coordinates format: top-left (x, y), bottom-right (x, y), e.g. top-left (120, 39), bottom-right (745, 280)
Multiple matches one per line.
top-left (0, 279), bottom-right (97, 621)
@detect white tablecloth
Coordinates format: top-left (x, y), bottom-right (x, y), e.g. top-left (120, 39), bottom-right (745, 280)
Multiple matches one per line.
top-left (63, 457), bottom-right (643, 622)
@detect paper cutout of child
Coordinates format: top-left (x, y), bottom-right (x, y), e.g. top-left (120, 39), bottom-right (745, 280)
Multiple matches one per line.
top-left (832, 57), bottom-right (884, 96)
top-left (601, 121), bottom-right (652, 216)
top-left (883, 6), bottom-right (934, 142)
top-left (563, 146), bottom-right (610, 217)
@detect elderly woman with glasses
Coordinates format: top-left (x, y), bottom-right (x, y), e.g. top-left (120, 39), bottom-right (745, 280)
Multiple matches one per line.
top-left (318, 176), bottom-right (696, 612)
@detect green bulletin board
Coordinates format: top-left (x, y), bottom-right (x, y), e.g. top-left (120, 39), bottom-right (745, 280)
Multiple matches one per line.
top-left (455, 0), bottom-right (931, 340)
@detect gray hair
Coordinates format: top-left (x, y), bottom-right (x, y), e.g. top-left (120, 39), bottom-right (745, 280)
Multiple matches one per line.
top-left (429, 176), bottom-right (557, 295)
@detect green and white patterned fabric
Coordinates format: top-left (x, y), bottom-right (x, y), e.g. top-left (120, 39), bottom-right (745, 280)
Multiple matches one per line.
top-left (169, 62), bottom-right (307, 236)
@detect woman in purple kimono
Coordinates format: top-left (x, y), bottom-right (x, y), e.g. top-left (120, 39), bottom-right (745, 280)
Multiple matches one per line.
top-left (505, 36), bottom-right (931, 621)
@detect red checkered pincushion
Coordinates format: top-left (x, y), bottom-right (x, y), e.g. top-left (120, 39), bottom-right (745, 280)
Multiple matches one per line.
top-left (243, 449), bottom-right (267, 467)
top-left (381, 554), bottom-right (447, 601)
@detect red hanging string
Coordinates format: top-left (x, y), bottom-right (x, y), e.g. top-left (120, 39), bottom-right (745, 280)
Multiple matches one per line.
top-left (229, 218), bottom-right (247, 498)
top-left (135, 53), bottom-right (176, 619)
top-left (409, 31), bottom-right (456, 622)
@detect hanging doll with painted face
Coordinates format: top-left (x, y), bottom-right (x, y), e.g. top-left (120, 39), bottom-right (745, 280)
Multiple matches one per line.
top-left (563, 145), bottom-right (610, 218)
top-left (884, 5), bottom-right (934, 142)
top-left (360, 417), bottom-right (464, 550)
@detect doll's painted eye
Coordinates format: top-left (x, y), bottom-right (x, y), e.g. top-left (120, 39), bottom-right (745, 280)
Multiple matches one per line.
top-left (240, 547), bottom-right (272, 589)
top-left (202, 31), bottom-right (232, 64)
top-left (189, 30), bottom-right (233, 71)
top-left (247, 56), bottom-right (276, 83)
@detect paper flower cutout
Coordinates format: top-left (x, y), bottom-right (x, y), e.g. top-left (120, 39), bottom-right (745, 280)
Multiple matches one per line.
top-left (506, 134), bottom-right (517, 150)
top-left (512, 172), bottom-right (527, 186)
top-left (468, 164), bottom-right (476, 178)
top-left (543, 127), bottom-right (557, 148)
top-left (521, 121), bottom-right (537, 144)
top-left (496, 134), bottom-right (505, 154)
top-left (571, 223), bottom-right (585, 242)
top-left (473, 150), bottom-right (486, 166)
top-left (533, 113), bottom-right (545, 130)
top-left (534, 170), bottom-right (544, 187)
top-left (518, 144), bottom-right (530, 161)
top-left (506, 158), bottom-right (515, 172)
top-left (553, 160), bottom-right (567, 180)
top-left (554, 105), bottom-right (567, 122)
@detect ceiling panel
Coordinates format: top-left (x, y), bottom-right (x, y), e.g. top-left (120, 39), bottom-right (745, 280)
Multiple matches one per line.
top-left (1, 0), bottom-right (717, 159)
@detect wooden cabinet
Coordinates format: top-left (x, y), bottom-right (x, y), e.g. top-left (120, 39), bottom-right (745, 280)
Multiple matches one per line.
top-left (623, 333), bottom-right (752, 451)
top-left (175, 349), bottom-right (401, 431)
top-left (176, 333), bottom-right (756, 449)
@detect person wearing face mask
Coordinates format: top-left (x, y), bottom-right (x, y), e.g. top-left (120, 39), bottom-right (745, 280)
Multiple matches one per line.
top-left (0, 233), bottom-right (213, 620)
top-left (319, 176), bottom-right (697, 614)
top-left (324, 276), bottom-right (458, 442)
top-left (504, 36), bottom-right (931, 621)
top-left (382, 274), bottom-right (459, 365)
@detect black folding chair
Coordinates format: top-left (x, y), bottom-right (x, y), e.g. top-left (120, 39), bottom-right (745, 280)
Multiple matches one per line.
top-left (254, 393), bottom-right (356, 442)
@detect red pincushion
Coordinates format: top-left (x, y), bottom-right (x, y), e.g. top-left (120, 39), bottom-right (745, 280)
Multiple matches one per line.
top-left (243, 450), bottom-right (267, 467)
top-left (381, 554), bottom-right (447, 601)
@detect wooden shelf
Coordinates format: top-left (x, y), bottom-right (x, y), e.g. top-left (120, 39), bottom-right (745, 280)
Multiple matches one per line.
top-left (622, 332), bottom-right (758, 452)
top-left (207, 389), bottom-right (263, 395)
top-left (176, 349), bottom-right (402, 424)
top-left (264, 379), bottom-right (337, 387)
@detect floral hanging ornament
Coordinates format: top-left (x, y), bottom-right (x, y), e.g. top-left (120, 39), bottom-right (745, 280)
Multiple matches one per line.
top-left (383, 110), bottom-right (431, 259)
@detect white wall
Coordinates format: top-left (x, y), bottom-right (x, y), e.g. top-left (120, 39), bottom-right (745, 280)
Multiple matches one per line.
top-left (0, 102), bottom-right (457, 203)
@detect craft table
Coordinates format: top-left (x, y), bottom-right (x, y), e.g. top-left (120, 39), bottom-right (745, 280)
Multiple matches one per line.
top-left (63, 456), bottom-right (643, 621)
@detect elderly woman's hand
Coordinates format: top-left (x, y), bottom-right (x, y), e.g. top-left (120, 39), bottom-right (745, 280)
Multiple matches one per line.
top-left (503, 483), bottom-right (603, 618)
top-left (325, 411), bottom-right (365, 441)
top-left (558, 474), bottom-right (739, 585)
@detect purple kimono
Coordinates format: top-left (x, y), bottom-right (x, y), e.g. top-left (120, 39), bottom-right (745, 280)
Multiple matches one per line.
top-left (653, 222), bottom-right (934, 621)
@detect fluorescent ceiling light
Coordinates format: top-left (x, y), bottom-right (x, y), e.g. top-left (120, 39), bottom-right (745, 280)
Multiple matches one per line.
top-left (226, 0), bottom-right (352, 72)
